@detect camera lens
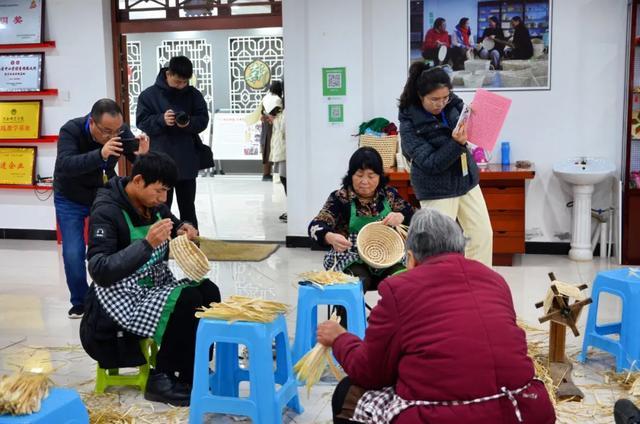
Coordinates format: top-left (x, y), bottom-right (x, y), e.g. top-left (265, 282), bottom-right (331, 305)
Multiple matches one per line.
top-left (176, 111), bottom-right (190, 126)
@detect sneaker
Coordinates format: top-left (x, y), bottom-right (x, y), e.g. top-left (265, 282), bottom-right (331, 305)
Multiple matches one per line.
top-left (279, 213), bottom-right (287, 223)
top-left (68, 305), bottom-right (84, 319)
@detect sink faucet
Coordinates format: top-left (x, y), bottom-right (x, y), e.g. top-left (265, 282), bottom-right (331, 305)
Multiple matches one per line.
top-left (579, 157), bottom-right (587, 165)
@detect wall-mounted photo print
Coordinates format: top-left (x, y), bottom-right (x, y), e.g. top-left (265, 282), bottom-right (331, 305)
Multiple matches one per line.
top-left (409, 0), bottom-right (551, 91)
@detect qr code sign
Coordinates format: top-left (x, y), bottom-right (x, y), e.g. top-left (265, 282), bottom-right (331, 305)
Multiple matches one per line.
top-left (331, 106), bottom-right (341, 118)
top-left (327, 72), bottom-right (343, 89)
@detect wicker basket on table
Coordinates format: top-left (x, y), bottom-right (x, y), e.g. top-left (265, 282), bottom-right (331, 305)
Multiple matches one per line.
top-left (169, 234), bottom-right (210, 281)
top-left (356, 222), bottom-right (405, 269)
top-left (359, 135), bottom-right (398, 169)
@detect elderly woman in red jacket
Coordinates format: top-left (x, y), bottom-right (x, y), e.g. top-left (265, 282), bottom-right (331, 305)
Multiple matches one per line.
top-left (318, 208), bottom-right (556, 424)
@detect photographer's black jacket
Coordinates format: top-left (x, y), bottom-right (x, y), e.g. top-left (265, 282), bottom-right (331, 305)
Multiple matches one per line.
top-left (53, 115), bottom-right (136, 206)
top-left (136, 68), bottom-right (209, 181)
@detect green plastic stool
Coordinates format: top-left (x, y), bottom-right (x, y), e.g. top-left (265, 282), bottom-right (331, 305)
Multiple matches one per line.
top-left (95, 338), bottom-right (158, 393)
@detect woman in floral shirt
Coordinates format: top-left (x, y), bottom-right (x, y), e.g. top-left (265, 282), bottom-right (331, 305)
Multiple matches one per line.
top-left (308, 147), bottom-right (414, 296)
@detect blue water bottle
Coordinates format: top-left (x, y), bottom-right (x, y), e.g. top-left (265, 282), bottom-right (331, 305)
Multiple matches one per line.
top-left (501, 142), bottom-right (510, 166)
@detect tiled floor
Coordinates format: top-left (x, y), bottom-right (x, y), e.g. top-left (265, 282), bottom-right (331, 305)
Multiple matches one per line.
top-left (184, 175), bottom-right (287, 242)
top-left (0, 176), bottom-right (635, 423)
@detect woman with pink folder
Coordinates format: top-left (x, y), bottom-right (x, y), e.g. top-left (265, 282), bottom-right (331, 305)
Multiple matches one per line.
top-left (398, 63), bottom-right (493, 267)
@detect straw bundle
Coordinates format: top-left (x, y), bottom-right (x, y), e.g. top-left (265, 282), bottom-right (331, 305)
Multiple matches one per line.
top-left (195, 295), bottom-right (289, 323)
top-left (299, 270), bottom-right (359, 286)
top-left (169, 234), bottom-right (210, 281)
top-left (294, 314), bottom-right (345, 396)
top-left (356, 222), bottom-right (406, 269)
top-left (0, 371), bottom-right (51, 415)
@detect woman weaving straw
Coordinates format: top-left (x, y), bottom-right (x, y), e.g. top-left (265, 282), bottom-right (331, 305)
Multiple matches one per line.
top-left (308, 147), bottom-right (414, 321)
top-left (317, 208), bottom-right (556, 424)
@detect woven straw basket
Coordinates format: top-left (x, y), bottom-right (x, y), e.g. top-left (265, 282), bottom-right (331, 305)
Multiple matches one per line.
top-left (359, 135), bottom-right (398, 169)
top-left (356, 222), bottom-right (405, 269)
top-left (169, 234), bottom-right (210, 281)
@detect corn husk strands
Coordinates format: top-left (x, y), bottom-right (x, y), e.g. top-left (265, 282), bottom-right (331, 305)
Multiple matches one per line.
top-left (82, 392), bottom-right (188, 424)
top-left (195, 295), bottom-right (289, 323)
top-left (294, 314), bottom-right (345, 396)
top-left (299, 270), bottom-right (359, 286)
top-left (394, 224), bottom-right (409, 240)
top-left (0, 371), bottom-right (52, 415)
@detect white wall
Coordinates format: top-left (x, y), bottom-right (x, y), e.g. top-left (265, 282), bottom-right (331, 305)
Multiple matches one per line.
top-left (284, 0), bottom-right (628, 243)
top-left (0, 0), bottom-right (114, 230)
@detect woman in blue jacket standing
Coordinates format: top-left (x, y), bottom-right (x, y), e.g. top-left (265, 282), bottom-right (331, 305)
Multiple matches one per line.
top-left (398, 62), bottom-right (492, 266)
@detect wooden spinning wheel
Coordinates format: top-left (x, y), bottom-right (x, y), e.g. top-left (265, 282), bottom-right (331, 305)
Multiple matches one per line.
top-left (534, 272), bottom-right (592, 400)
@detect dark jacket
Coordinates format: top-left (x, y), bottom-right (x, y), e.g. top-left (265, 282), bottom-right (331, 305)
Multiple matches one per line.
top-left (81, 176), bottom-right (186, 369)
top-left (136, 68), bottom-right (209, 181)
top-left (333, 253), bottom-right (556, 424)
top-left (512, 24), bottom-right (533, 59)
top-left (87, 176), bottom-right (183, 287)
top-left (481, 26), bottom-right (506, 52)
top-left (53, 115), bottom-right (136, 206)
top-left (399, 95), bottom-right (479, 201)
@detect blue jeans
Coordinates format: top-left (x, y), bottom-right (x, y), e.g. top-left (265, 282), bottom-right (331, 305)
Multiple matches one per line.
top-left (54, 193), bottom-right (90, 307)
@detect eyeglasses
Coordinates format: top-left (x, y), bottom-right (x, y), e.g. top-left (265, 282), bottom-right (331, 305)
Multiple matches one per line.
top-left (94, 122), bottom-right (124, 138)
top-left (425, 94), bottom-right (452, 106)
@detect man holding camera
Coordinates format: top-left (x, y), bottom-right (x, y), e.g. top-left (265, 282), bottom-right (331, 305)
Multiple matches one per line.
top-left (54, 98), bottom-right (149, 318)
top-left (136, 55), bottom-right (209, 228)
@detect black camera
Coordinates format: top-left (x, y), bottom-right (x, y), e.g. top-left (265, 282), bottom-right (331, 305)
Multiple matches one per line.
top-left (120, 137), bottom-right (140, 155)
top-left (175, 111), bottom-right (190, 126)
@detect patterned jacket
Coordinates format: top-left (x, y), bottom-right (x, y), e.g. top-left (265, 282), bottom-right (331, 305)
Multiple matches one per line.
top-left (308, 186), bottom-right (414, 247)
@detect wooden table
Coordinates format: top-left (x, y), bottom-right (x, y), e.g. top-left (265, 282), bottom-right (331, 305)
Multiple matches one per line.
top-left (387, 164), bottom-right (535, 266)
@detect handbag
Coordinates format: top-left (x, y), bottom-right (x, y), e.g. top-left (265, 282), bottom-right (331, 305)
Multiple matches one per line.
top-left (195, 134), bottom-right (214, 170)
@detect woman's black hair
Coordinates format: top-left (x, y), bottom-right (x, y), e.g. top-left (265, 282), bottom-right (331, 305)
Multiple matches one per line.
top-left (269, 80), bottom-right (283, 97)
top-left (511, 16), bottom-right (522, 24)
top-left (341, 147), bottom-right (388, 191)
top-left (398, 62), bottom-right (453, 110)
top-left (489, 16), bottom-right (499, 26)
top-left (457, 17), bottom-right (471, 35)
top-left (433, 17), bottom-right (446, 31)
top-left (269, 80), bottom-right (284, 109)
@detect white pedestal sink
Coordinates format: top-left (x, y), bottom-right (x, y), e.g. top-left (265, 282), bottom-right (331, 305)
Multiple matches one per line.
top-left (553, 157), bottom-right (615, 261)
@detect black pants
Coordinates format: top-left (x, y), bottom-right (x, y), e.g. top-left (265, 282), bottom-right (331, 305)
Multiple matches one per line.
top-left (421, 47), bottom-right (466, 70)
top-left (332, 377), bottom-right (360, 424)
top-left (334, 262), bottom-right (404, 327)
top-left (156, 279), bottom-right (220, 383)
top-left (166, 179), bottom-right (198, 228)
top-left (280, 176), bottom-right (287, 195)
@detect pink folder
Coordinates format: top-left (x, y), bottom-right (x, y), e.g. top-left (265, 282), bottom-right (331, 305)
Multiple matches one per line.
top-left (465, 89), bottom-right (512, 151)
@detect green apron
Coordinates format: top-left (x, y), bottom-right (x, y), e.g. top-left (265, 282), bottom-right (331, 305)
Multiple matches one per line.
top-left (324, 198), bottom-right (404, 273)
top-left (121, 210), bottom-right (193, 344)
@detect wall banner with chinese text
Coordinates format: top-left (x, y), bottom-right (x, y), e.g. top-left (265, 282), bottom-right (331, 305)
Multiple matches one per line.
top-left (0, 53), bottom-right (43, 92)
top-left (0, 0), bottom-right (45, 45)
top-left (0, 100), bottom-right (41, 139)
top-left (0, 146), bottom-right (36, 185)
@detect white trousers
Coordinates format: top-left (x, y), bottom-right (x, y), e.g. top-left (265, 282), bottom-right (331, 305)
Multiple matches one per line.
top-left (420, 185), bottom-right (493, 267)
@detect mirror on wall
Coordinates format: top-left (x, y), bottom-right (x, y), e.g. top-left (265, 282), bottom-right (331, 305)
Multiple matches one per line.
top-left (409, 0), bottom-right (551, 91)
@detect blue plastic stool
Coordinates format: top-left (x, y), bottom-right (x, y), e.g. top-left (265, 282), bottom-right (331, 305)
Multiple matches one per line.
top-left (189, 314), bottom-right (303, 424)
top-left (0, 388), bottom-right (89, 424)
top-left (578, 268), bottom-right (640, 371)
top-left (292, 281), bottom-right (367, 364)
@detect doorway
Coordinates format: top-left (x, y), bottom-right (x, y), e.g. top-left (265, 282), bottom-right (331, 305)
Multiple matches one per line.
top-left (112, 0), bottom-right (287, 242)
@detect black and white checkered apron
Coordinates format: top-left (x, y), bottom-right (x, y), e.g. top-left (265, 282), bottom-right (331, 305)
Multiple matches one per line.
top-left (352, 379), bottom-right (541, 424)
top-left (94, 212), bottom-right (194, 344)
